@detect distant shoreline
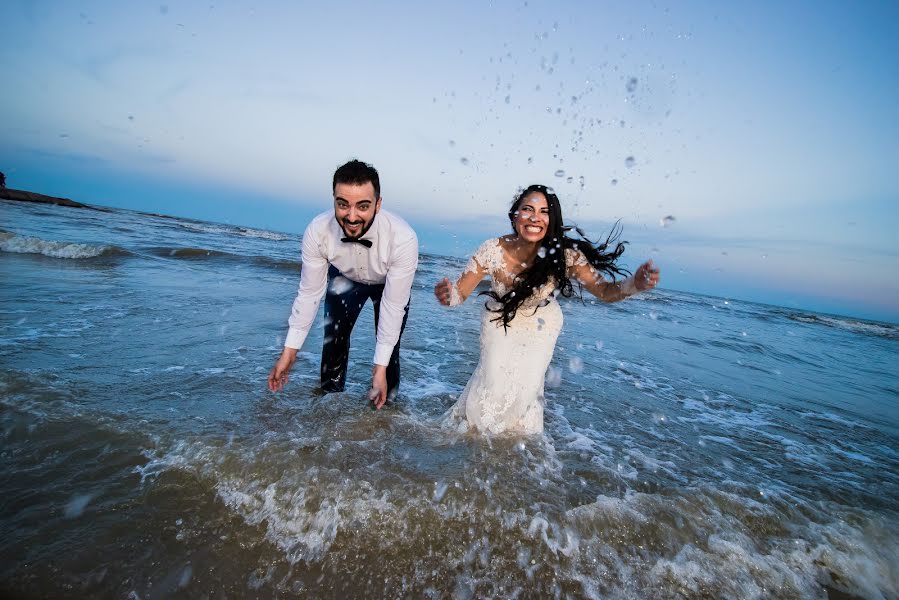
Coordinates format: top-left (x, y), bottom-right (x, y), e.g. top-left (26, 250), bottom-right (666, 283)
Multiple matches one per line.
top-left (0, 187), bottom-right (92, 209)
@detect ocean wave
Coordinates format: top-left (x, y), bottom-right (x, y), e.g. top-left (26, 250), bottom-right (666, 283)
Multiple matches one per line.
top-left (250, 255), bottom-right (301, 272)
top-left (140, 245), bottom-right (300, 272)
top-left (0, 229), bottom-right (127, 259)
top-left (789, 313), bottom-right (898, 339)
top-left (175, 220), bottom-right (292, 242)
top-left (16, 390), bottom-right (895, 600)
top-left (143, 245), bottom-right (237, 260)
top-left (236, 226), bottom-right (292, 242)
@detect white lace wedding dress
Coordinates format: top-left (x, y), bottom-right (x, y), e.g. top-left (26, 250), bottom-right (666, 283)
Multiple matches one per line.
top-left (448, 238), bottom-right (588, 435)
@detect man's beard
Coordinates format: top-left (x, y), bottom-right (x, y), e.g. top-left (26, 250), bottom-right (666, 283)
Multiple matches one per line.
top-left (338, 212), bottom-right (377, 238)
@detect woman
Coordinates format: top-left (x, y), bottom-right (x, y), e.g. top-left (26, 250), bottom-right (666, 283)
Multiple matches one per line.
top-left (434, 184), bottom-right (660, 434)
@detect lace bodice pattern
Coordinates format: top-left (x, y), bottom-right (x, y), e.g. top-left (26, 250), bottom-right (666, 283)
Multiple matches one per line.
top-left (463, 238), bottom-right (588, 311)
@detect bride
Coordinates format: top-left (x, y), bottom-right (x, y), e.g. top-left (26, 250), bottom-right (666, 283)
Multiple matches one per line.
top-left (434, 184), bottom-right (660, 435)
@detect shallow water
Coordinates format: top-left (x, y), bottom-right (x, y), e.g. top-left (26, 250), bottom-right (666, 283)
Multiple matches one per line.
top-left (1, 199), bottom-right (897, 599)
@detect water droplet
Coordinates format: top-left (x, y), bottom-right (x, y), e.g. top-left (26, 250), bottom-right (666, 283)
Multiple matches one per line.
top-left (568, 357), bottom-right (584, 374)
top-left (554, 169), bottom-right (565, 177)
top-left (611, 179), bottom-right (618, 186)
top-left (505, 95), bottom-right (511, 104)
top-left (460, 157), bottom-right (469, 166)
top-left (595, 340), bottom-right (604, 350)
top-left (625, 156), bottom-right (636, 168)
top-left (626, 77), bottom-right (638, 93)
top-left (433, 481), bottom-right (449, 501)
top-left (578, 175), bottom-right (585, 188)
top-left (64, 494), bottom-right (93, 518)
top-left (660, 215), bottom-right (676, 227)
top-left (545, 366), bottom-right (562, 387)
top-left (449, 140), bottom-right (456, 147)
top-left (537, 247), bottom-right (547, 258)
top-left (329, 276), bottom-right (354, 295)
top-left (527, 157), bottom-right (533, 164)
top-left (159, 4), bottom-right (169, 14)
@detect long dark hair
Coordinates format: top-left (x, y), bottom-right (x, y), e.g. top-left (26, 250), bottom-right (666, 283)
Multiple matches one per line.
top-left (483, 184), bottom-right (629, 329)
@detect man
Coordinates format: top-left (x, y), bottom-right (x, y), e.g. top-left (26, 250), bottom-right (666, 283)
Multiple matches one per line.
top-left (268, 159), bottom-right (418, 409)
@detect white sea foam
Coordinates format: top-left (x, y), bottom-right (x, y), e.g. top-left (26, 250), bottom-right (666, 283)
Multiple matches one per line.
top-left (120, 422), bottom-right (899, 600)
top-left (177, 221), bottom-right (290, 241)
top-left (0, 230), bottom-right (115, 259)
top-left (176, 222), bottom-right (232, 235)
top-left (237, 227), bottom-right (290, 241)
top-left (793, 313), bottom-right (897, 339)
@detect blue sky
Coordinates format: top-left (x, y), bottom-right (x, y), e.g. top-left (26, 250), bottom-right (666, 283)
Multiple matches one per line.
top-left (2, 0), bottom-right (897, 322)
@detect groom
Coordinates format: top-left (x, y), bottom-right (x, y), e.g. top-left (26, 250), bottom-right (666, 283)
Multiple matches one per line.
top-left (267, 159), bottom-right (419, 409)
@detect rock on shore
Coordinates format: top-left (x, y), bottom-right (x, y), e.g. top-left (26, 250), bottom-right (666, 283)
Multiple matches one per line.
top-left (1, 188), bottom-right (90, 208)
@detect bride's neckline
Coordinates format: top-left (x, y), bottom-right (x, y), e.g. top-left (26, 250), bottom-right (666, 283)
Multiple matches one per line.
top-left (496, 235), bottom-right (541, 280)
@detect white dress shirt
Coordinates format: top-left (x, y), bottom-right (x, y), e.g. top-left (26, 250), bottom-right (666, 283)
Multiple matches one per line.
top-left (284, 209), bottom-right (419, 366)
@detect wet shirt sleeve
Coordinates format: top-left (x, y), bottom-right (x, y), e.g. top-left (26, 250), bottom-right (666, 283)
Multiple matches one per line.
top-left (284, 221), bottom-right (330, 349)
top-left (373, 227), bottom-right (419, 365)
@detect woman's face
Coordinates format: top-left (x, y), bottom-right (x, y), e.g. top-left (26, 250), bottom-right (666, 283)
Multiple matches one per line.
top-left (512, 191), bottom-right (551, 243)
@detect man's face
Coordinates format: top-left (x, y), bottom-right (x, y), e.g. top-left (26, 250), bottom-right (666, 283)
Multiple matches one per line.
top-left (333, 182), bottom-right (381, 238)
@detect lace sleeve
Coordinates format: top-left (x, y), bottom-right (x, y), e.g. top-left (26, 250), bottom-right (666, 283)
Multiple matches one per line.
top-left (565, 247), bottom-right (590, 269)
top-left (443, 239), bottom-right (500, 308)
top-left (447, 281), bottom-right (463, 306)
top-left (468, 238), bottom-right (504, 277)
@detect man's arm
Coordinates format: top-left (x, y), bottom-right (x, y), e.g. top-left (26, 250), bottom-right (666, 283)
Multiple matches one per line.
top-left (370, 230), bottom-right (419, 407)
top-left (268, 224), bottom-right (329, 391)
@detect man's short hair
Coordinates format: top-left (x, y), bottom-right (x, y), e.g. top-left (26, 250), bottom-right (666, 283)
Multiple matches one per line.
top-left (333, 160), bottom-right (380, 198)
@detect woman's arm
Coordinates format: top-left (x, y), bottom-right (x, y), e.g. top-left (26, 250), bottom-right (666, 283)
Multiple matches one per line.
top-left (434, 254), bottom-right (487, 306)
top-left (569, 256), bottom-right (660, 303)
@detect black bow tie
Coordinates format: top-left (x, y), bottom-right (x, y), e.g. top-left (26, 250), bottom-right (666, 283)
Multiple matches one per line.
top-left (341, 237), bottom-right (372, 248)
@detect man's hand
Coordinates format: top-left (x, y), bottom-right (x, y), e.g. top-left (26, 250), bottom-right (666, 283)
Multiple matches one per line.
top-left (434, 277), bottom-right (453, 306)
top-left (634, 260), bottom-right (661, 291)
top-left (268, 348), bottom-right (298, 391)
top-left (370, 364), bottom-right (389, 409)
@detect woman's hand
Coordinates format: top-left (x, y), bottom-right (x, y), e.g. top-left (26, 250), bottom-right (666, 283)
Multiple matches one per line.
top-left (434, 277), bottom-right (453, 306)
top-left (634, 260), bottom-right (661, 291)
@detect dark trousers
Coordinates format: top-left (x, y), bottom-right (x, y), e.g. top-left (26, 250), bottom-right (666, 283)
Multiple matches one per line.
top-left (321, 265), bottom-right (409, 397)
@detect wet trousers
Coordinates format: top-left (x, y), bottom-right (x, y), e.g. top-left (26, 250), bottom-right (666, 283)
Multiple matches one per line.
top-left (320, 265), bottom-right (409, 397)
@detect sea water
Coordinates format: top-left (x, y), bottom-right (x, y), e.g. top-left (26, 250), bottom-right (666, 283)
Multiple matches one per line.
top-left (1, 199), bottom-right (897, 599)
